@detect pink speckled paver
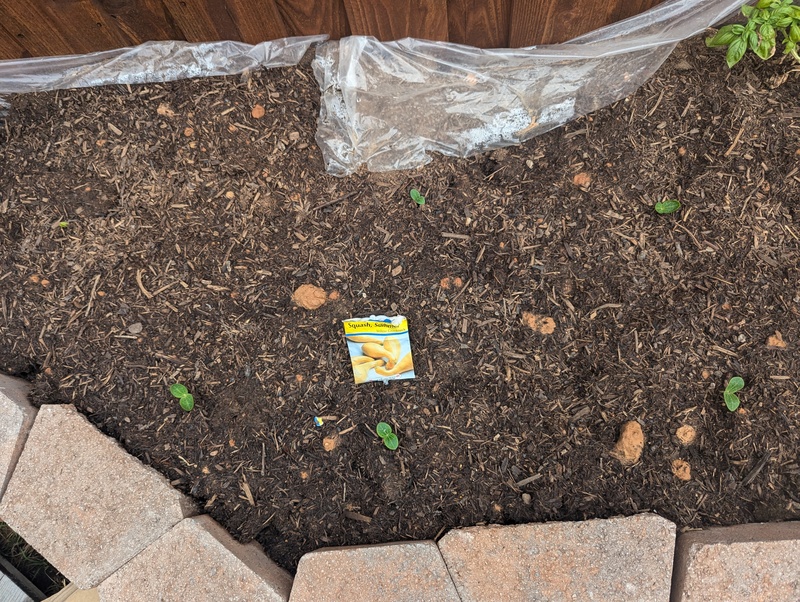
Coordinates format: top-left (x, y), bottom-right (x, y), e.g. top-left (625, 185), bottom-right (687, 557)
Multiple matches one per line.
top-left (438, 513), bottom-right (675, 602)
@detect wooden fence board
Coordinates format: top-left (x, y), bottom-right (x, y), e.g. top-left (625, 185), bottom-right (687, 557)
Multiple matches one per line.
top-left (226, 0), bottom-right (288, 44)
top-left (610, 0), bottom-right (659, 24)
top-left (42, 0), bottom-right (131, 51)
top-left (161, 0), bottom-right (241, 41)
top-left (0, 1), bottom-right (123, 57)
top-left (509, 0), bottom-right (603, 46)
top-left (96, 0), bottom-right (183, 43)
top-left (1, 0), bottom-right (664, 59)
top-left (509, 0), bottom-right (660, 46)
top-left (277, 0), bottom-right (350, 39)
top-left (447, 0), bottom-right (510, 48)
top-left (0, 22), bottom-right (28, 60)
top-left (342, 0), bottom-right (449, 42)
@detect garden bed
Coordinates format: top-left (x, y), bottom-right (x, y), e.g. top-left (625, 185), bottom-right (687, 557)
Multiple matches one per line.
top-left (1, 36), bottom-right (798, 572)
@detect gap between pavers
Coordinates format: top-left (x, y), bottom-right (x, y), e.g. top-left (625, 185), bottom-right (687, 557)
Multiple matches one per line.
top-left (0, 374), bottom-right (36, 499)
top-left (671, 521), bottom-right (800, 602)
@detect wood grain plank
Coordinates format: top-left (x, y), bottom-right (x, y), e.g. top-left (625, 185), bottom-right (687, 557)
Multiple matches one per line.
top-left (161, 0), bottom-right (241, 41)
top-left (0, 22), bottom-right (29, 59)
top-left (226, 0), bottom-right (288, 43)
top-left (95, 0), bottom-right (183, 43)
top-left (343, 0), bottom-right (448, 42)
top-left (509, 0), bottom-right (612, 46)
top-left (0, 0), bottom-right (128, 56)
top-left (609, 0), bottom-right (661, 24)
top-left (447, 0), bottom-right (510, 47)
top-left (276, 0), bottom-right (350, 39)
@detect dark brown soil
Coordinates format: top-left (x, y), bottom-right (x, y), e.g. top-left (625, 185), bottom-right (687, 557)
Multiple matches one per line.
top-left (1, 37), bottom-right (799, 572)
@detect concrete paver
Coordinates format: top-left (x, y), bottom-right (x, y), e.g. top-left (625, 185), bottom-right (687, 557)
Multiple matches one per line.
top-left (671, 522), bottom-right (800, 601)
top-left (438, 513), bottom-right (676, 602)
top-left (289, 540), bottom-right (460, 602)
top-left (0, 404), bottom-right (195, 589)
top-left (97, 515), bottom-right (292, 602)
top-left (0, 374), bottom-right (36, 500)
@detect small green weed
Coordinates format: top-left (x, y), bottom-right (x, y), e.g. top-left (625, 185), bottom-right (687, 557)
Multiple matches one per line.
top-left (410, 188), bottom-right (426, 205)
top-left (723, 376), bottom-right (745, 411)
top-left (654, 199), bottom-right (681, 214)
top-left (376, 422), bottom-right (399, 450)
top-left (706, 0), bottom-right (800, 67)
top-left (170, 383), bottom-right (195, 412)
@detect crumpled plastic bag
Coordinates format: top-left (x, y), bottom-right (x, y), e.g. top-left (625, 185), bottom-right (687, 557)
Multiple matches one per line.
top-left (313, 0), bottom-right (747, 175)
top-left (0, 36), bottom-right (325, 95)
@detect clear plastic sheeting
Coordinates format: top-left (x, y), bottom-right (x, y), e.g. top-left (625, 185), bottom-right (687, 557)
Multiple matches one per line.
top-left (313, 0), bottom-right (747, 175)
top-left (0, 36), bottom-right (326, 95)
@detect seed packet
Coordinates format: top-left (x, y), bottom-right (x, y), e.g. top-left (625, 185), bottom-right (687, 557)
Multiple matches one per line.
top-left (343, 315), bottom-right (415, 384)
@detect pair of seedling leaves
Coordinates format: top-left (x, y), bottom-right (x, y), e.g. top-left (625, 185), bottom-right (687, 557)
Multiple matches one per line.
top-left (376, 422), bottom-right (399, 450)
top-left (170, 383), bottom-right (194, 412)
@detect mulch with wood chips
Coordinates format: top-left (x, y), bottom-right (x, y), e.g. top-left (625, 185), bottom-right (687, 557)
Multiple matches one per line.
top-left (1, 37), bottom-right (799, 571)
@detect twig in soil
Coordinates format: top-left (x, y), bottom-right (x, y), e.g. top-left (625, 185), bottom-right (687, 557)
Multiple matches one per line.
top-left (711, 345), bottom-right (738, 358)
top-left (84, 274), bottom-right (101, 317)
top-left (310, 191), bottom-right (357, 212)
top-left (441, 232), bottom-right (471, 240)
top-left (587, 303), bottom-right (622, 320)
top-left (741, 451), bottom-right (771, 487)
top-left (241, 478), bottom-right (255, 507)
top-left (674, 223), bottom-right (703, 250)
top-left (135, 269), bottom-right (153, 299)
top-left (724, 117), bottom-right (749, 157)
top-left (343, 510), bottom-right (371, 524)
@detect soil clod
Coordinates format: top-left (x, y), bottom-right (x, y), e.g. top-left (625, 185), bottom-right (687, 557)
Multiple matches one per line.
top-left (292, 284), bottom-right (327, 310)
top-left (676, 425), bottom-right (697, 446)
top-left (610, 421), bottom-right (645, 466)
top-left (671, 460), bottom-right (692, 481)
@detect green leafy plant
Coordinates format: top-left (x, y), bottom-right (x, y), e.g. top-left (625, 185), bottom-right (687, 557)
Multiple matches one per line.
top-left (376, 422), bottom-right (399, 450)
top-left (723, 376), bottom-right (745, 411)
top-left (706, 0), bottom-right (800, 67)
top-left (410, 188), bottom-right (426, 206)
top-left (59, 221), bottom-right (69, 229)
top-left (655, 199), bottom-right (681, 214)
top-left (170, 383), bottom-right (195, 412)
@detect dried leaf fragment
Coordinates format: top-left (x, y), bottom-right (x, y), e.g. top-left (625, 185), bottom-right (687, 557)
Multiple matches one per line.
top-left (766, 331), bottom-right (787, 349)
top-left (157, 103), bottom-right (176, 117)
top-left (572, 172), bottom-right (591, 188)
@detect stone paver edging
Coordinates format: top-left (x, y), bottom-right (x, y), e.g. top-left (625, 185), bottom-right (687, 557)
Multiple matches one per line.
top-left (1, 373), bottom-right (798, 601)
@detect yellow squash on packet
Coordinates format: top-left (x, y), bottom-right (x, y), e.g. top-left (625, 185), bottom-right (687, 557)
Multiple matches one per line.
top-left (343, 316), bottom-right (415, 384)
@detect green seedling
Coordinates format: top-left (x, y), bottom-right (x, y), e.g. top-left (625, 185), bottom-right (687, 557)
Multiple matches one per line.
top-left (723, 376), bottom-right (745, 412)
top-left (59, 221), bottom-right (69, 229)
top-left (376, 422), bottom-right (399, 450)
top-left (410, 188), bottom-right (426, 206)
top-left (655, 199), bottom-right (681, 214)
top-left (170, 383), bottom-right (195, 412)
top-left (706, 0), bottom-right (800, 67)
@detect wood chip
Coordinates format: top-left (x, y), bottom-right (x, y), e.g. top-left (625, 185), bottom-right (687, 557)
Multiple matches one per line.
top-left (343, 510), bottom-right (372, 524)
